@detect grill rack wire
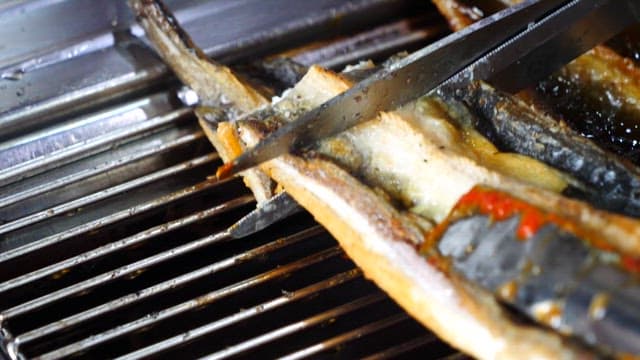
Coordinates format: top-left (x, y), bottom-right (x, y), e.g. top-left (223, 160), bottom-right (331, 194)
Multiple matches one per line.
top-left (0, 1), bottom-right (465, 359)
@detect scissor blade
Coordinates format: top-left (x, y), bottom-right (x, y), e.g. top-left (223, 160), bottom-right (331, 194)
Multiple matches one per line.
top-left (227, 191), bottom-right (302, 239)
top-left (442, 0), bottom-right (640, 94)
top-left (217, 0), bottom-right (564, 179)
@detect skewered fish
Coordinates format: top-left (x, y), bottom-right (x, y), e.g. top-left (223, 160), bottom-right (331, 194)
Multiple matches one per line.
top-left (130, 0), bottom-right (640, 358)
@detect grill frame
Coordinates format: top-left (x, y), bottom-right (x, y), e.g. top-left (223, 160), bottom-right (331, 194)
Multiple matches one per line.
top-left (0, 1), bottom-right (461, 359)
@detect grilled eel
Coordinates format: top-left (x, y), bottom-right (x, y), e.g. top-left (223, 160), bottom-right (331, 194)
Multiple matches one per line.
top-left (130, 0), bottom-right (640, 358)
top-left (128, 0), bottom-right (275, 203)
top-left (434, 0), bottom-right (640, 216)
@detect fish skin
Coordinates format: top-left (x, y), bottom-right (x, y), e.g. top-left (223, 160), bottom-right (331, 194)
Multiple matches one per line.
top-left (128, 0), bottom-right (277, 203)
top-left (430, 0), bottom-right (482, 31)
top-left (227, 65), bottom-right (591, 359)
top-left (437, 204), bottom-right (640, 356)
top-left (535, 46), bottom-right (640, 164)
top-left (454, 81), bottom-right (640, 217)
top-left (440, 1), bottom-right (640, 167)
top-left (433, 0), bottom-right (640, 217)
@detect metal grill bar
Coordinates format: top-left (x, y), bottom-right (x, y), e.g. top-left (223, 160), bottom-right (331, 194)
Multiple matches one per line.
top-left (0, 195), bottom-right (254, 320)
top-left (0, 131), bottom-right (204, 209)
top-left (0, 194), bottom-right (254, 294)
top-left (34, 247), bottom-right (343, 360)
top-left (14, 226), bottom-right (324, 345)
top-left (0, 152), bottom-right (219, 235)
top-left (0, 2), bottom-right (464, 359)
top-left (280, 314), bottom-right (409, 360)
top-left (0, 108), bottom-right (192, 188)
top-left (118, 268), bottom-right (364, 360)
top-left (198, 292), bottom-right (385, 360)
top-left (294, 16), bottom-right (446, 69)
top-left (0, 92), bottom-right (175, 158)
top-left (362, 336), bottom-right (440, 360)
top-left (0, 178), bottom-right (229, 264)
top-left (0, 50), bottom-right (167, 139)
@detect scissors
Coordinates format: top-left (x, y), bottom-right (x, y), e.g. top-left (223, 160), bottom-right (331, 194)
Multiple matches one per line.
top-left (217, 0), bottom-right (640, 179)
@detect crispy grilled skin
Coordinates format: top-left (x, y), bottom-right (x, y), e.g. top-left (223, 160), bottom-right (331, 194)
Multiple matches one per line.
top-left (129, 0), bottom-right (275, 202)
top-left (456, 81), bottom-right (640, 217)
top-left (430, 0), bottom-right (481, 31)
top-left (430, 0), bottom-right (517, 31)
top-left (129, 0), bottom-right (267, 114)
top-left (434, 0), bottom-right (640, 216)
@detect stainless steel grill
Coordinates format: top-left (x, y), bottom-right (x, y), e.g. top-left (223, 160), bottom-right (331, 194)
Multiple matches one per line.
top-left (0, 1), bottom-right (463, 358)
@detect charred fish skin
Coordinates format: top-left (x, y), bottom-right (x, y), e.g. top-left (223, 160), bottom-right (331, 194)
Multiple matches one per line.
top-left (449, 81), bottom-right (640, 217)
top-left (435, 187), bottom-right (640, 356)
top-left (128, 0), bottom-right (269, 119)
top-left (534, 46), bottom-right (640, 164)
top-left (432, 0), bottom-right (640, 216)
top-left (239, 58), bottom-right (309, 94)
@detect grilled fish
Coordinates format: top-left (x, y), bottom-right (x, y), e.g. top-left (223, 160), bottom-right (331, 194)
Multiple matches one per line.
top-left (535, 46), bottom-right (640, 164)
top-left (435, 0), bottom-right (640, 214)
top-left (129, 0), bottom-right (275, 203)
top-left (451, 81), bottom-right (640, 217)
top-left (130, 0), bottom-right (640, 358)
top-left (225, 64), bottom-right (640, 357)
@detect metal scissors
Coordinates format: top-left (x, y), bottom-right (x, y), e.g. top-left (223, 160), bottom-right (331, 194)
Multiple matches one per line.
top-left (217, 0), bottom-right (640, 179)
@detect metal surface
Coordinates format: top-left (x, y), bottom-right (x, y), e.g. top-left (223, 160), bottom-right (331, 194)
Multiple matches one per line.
top-left (218, 0), bottom-right (566, 178)
top-left (228, 192), bottom-right (302, 239)
top-left (0, 1), bottom-right (459, 359)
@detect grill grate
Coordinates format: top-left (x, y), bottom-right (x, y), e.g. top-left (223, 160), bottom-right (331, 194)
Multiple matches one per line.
top-left (0, 0), bottom-right (462, 359)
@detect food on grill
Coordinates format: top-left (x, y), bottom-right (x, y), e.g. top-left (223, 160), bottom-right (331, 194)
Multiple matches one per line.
top-left (535, 46), bottom-right (640, 163)
top-left (453, 81), bottom-right (640, 216)
top-left (129, 0), bottom-right (276, 203)
top-left (432, 186), bottom-right (640, 355)
top-left (434, 2), bottom-right (640, 159)
top-left (438, 1), bottom-right (640, 216)
top-left (130, 0), bottom-right (640, 358)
